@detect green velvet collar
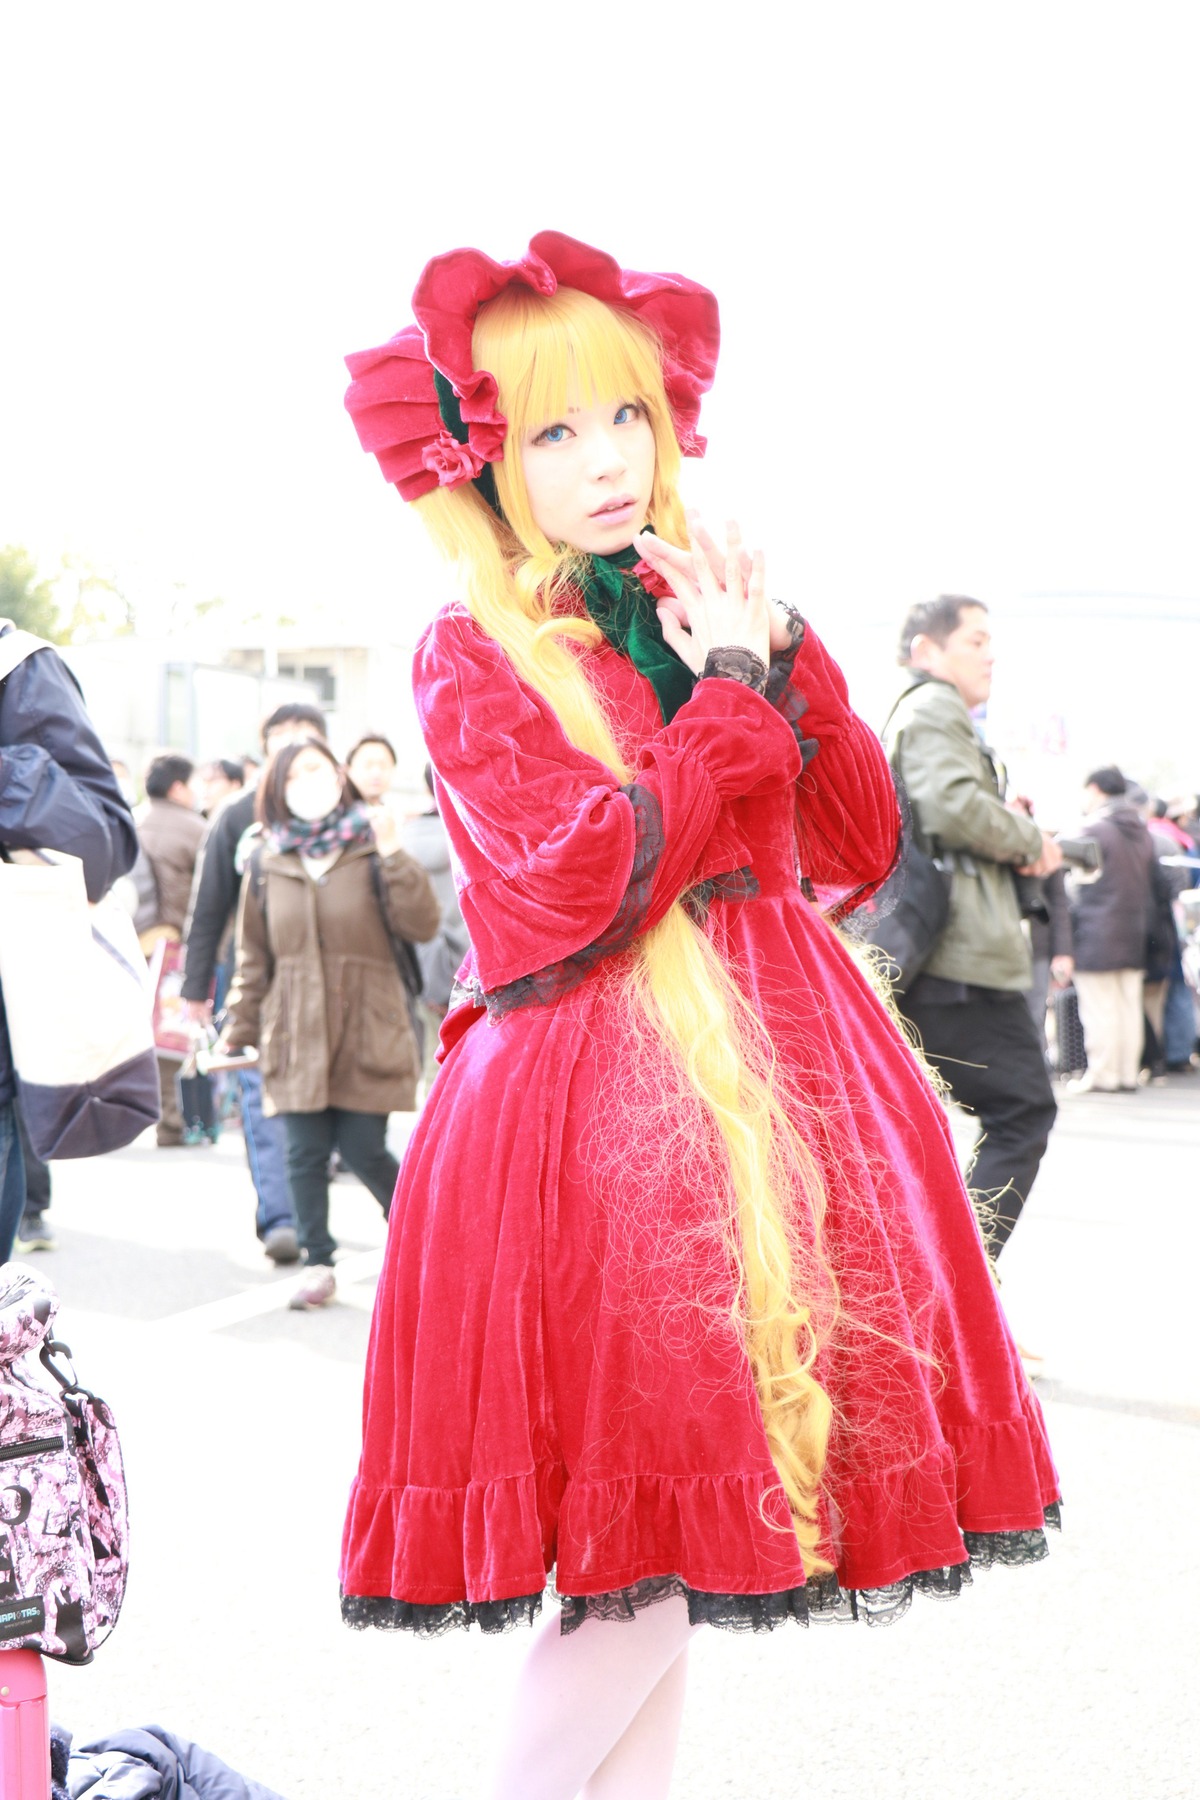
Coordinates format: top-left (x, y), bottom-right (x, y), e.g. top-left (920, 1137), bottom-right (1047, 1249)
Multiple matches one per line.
top-left (577, 544), bottom-right (696, 725)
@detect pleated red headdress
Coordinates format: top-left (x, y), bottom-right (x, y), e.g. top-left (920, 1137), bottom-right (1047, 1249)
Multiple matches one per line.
top-left (344, 230), bottom-right (720, 503)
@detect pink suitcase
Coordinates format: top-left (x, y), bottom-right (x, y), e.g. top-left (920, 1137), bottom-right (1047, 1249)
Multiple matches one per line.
top-left (0, 1649), bottom-right (50, 1799)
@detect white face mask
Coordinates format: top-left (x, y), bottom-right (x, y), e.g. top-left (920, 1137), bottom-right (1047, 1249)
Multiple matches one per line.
top-left (285, 774), bottom-right (342, 823)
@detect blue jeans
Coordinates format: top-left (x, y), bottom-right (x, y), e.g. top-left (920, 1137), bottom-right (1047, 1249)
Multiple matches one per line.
top-left (0, 1100), bottom-right (27, 1264)
top-left (1164, 971), bottom-right (1197, 1066)
top-left (237, 1066), bottom-right (295, 1238)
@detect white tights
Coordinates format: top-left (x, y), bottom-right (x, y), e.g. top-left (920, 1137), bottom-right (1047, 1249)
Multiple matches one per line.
top-left (485, 1595), bottom-right (702, 1800)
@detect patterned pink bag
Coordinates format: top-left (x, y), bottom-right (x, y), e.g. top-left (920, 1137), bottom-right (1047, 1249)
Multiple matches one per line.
top-left (0, 1264), bottom-right (128, 1663)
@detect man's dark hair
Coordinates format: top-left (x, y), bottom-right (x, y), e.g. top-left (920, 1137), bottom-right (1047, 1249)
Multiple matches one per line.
top-left (144, 753), bottom-right (194, 799)
top-left (259, 702), bottom-right (327, 751)
top-left (345, 731), bottom-right (397, 768)
top-left (256, 738), bottom-right (352, 829)
top-left (897, 595), bottom-right (988, 667)
top-left (1085, 765), bottom-right (1127, 798)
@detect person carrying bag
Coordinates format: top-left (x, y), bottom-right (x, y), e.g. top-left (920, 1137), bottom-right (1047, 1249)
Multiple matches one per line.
top-left (0, 622), bottom-right (146, 1262)
top-left (219, 739), bottom-right (440, 1310)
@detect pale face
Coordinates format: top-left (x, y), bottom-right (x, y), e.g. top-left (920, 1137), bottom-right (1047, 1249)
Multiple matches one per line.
top-left (911, 606), bottom-right (994, 709)
top-left (347, 742), bottom-right (396, 802)
top-left (284, 745), bottom-right (343, 822)
top-left (519, 395), bottom-right (656, 555)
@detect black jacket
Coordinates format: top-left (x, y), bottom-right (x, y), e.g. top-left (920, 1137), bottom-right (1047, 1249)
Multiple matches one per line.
top-left (1069, 801), bottom-right (1155, 972)
top-left (182, 788), bottom-right (257, 1001)
top-left (0, 629), bottom-right (137, 1107)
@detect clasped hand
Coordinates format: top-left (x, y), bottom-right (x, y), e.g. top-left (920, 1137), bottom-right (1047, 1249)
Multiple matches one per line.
top-left (634, 515), bottom-right (784, 676)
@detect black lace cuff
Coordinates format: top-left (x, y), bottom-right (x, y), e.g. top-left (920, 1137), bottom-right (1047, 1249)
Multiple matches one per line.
top-left (765, 603), bottom-right (805, 707)
top-left (702, 646), bottom-right (769, 692)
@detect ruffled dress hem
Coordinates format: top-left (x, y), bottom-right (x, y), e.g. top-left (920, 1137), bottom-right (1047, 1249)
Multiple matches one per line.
top-left (341, 1503), bottom-right (1060, 1636)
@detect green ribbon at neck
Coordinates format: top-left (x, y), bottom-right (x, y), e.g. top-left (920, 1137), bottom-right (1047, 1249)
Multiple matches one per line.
top-left (577, 543), bottom-right (696, 725)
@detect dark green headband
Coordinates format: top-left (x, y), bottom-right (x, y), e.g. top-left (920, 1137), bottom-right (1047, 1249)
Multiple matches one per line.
top-left (434, 370), bottom-right (502, 516)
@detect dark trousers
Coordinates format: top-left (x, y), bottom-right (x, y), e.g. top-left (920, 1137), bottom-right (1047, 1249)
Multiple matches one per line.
top-left (14, 1101), bottom-right (51, 1215)
top-left (281, 1108), bottom-right (399, 1267)
top-left (0, 1102), bottom-right (26, 1265)
top-left (900, 984), bottom-right (1058, 1257)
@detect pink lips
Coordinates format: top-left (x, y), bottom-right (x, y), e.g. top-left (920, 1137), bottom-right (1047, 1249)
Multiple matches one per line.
top-left (590, 495), bottom-right (637, 520)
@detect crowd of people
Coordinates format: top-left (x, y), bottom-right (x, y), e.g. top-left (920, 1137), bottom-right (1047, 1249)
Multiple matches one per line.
top-left (11, 706), bottom-right (469, 1310)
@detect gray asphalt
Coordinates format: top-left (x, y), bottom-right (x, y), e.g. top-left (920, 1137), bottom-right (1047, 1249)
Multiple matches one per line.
top-left (22, 1075), bottom-right (1200, 1800)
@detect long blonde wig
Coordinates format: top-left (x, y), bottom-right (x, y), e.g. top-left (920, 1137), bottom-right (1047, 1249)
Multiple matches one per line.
top-left (416, 284), bottom-right (838, 1576)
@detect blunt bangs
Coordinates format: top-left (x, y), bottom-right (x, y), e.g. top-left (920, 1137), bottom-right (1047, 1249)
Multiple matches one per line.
top-left (473, 286), bottom-right (668, 443)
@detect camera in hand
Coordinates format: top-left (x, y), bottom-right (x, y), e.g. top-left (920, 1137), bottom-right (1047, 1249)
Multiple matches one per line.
top-left (1016, 835), bottom-right (1102, 920)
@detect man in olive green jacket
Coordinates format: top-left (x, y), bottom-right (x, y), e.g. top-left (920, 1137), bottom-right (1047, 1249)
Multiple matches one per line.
top-left (887, 596), bottom-right (1062, 1258)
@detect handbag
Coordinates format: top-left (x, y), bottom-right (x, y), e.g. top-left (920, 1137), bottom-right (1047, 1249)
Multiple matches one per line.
top-left (148, 935), bottom-right (191, 1059)
top-left (0, 1263), bottom-right (129, 1664)
top-left (0, 624), bottom-right (160, 1159)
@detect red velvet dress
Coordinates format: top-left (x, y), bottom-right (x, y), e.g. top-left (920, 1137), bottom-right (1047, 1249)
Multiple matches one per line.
top-left (340, 606), bottom-right (1059, 1635)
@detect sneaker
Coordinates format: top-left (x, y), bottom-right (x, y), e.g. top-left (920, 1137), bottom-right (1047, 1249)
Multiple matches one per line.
top-left (288, 1266), bottom-right (336, 1310)
top-left (263, 1225), bottom-right (301, 1266)
top-left (15, 1212), bottom-right (55, 1253)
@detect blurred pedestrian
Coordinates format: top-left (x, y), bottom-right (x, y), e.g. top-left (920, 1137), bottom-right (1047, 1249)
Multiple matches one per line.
top-left (0, 615), bottom-right (137, 1261)
top-left (194, 757), bottom-right (244, 818)
top-left (220, 739), bottom-right (439, 1310)
top-left (887, 595), bottom-right (1062, 1257)
top-left (182, 702), bottom-right (326, 1263)
top-left (400, 765), bottom-right (469, 1091)
top-left (1066, 766), bottom-right (1154, 1093)
top-left (345, 731), bottom-right (398, 804)
top-left (13, 1099), bottom-right (54, 1250)
top-left (1159, 794), bottom-right (1200, 1068)
top-left (136, 754), bottom-right (207, 1146)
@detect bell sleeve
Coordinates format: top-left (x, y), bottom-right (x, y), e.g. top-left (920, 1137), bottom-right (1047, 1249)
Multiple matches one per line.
top-left (764, 612), bottom-right (903, 917)
top-left (414, 606), bottom-right (804, 1000)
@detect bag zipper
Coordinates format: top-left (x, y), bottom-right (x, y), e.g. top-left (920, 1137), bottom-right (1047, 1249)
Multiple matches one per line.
top-left (0, 1434), bottom-right (65, 1463)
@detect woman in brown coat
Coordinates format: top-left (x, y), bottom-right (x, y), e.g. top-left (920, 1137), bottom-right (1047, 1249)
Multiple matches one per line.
top-left (222, 740), bottom-right (441, 1309)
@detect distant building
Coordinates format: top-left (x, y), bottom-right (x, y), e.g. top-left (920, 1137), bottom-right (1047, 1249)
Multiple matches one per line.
top-left (63, 630), bottom-right (427, 805)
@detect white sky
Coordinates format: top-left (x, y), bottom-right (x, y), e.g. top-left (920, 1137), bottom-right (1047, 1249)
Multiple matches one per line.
top-left (3, 2), bottom-right (1199, 785)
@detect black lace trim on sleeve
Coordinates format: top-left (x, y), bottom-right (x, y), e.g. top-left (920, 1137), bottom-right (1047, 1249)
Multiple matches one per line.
top-left (762, 604), bottom-right (818, 769)
top-left (766, 602), bottom-right (805, 689)
top-left (701, 646), bottom-right (769, 692)
top-left (477, 782), bottom-right (664, 1020)
top-left (340, 1504), bottom-right (1060, 1639)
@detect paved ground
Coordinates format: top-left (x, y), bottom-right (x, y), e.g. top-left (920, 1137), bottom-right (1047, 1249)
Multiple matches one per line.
top-left (19, 1075), bottom-right (1200, 1799)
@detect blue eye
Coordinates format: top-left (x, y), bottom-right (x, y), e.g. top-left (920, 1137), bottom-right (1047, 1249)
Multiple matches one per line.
top-left (614, 403), bottom-right (641, 425)
top-left (534, 422), bottom-right (569, 445)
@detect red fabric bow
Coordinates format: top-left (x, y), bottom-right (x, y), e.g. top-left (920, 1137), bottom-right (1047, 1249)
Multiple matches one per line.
top-left (344, 231), bottom-right (720, 503)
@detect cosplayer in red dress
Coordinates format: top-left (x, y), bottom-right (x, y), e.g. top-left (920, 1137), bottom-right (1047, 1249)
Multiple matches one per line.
top-left (339, 232), bottom-right (1059, 1796)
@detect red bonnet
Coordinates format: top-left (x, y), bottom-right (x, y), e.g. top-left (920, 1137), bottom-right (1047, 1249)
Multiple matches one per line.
top-left (344, 230), bottom-right (720, 503)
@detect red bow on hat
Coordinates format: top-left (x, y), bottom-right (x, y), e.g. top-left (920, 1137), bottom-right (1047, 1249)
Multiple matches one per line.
top-left (344, 230), bottom-right (720, 503)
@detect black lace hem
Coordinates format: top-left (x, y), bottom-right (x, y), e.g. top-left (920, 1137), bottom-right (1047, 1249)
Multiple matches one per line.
top-left (478, 781), bottom-right (663, 1019)
top-left (340, 1505), bottom-right (1060, 1638)
top-left (340, 1590), bottom-right (542, 1638)
top-left (702, 646), bottom-right (769, 692)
